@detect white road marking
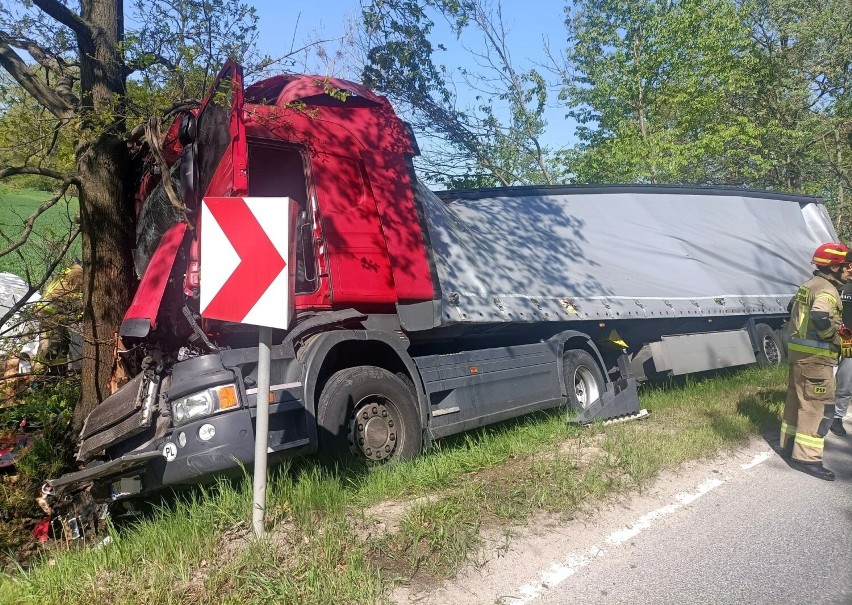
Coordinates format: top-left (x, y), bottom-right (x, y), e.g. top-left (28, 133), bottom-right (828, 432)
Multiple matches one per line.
top-left (606, 478), bottom-right (724, 545)
top-left (502, 477), bottom-right (728, 605)
top-left (741, 450), bottom-right (772, 470)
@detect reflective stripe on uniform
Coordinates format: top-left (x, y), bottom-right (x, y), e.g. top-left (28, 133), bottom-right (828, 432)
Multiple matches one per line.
top-left (781, 421), bottom-right (796, 436)
top-left (815, 292), bottom-right (838, 306)
top-left (790, 336), bottom-right (837, 351)
top-left (794, 433), bottom-right (824, 450)
top-left (788, 342), bottom-right (838, 358)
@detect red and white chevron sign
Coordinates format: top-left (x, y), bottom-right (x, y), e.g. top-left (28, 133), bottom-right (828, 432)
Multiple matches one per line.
top-left (200, 197), bottom-right (295, 330)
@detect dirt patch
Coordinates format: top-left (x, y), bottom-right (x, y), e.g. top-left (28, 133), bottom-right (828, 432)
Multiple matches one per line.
top-left (181, 516), bottom-right (297, 600)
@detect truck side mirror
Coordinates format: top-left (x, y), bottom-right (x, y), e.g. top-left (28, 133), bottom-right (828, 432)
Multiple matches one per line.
top-left (178, 113), bottom-right (197, 146)
top-left (180, 143), bottom-right (199, 210)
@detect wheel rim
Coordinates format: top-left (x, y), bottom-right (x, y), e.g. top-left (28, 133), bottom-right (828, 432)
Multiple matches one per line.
top-left (348, 396), bottom-right (402, 461)
top-left (762, 334), bottom-right (780, 365)
top-left (574, 366), bottom-right (601, 409)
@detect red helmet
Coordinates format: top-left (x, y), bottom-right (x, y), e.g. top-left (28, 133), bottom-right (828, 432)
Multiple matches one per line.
top-left (812, 242), bottom-right (851, 267)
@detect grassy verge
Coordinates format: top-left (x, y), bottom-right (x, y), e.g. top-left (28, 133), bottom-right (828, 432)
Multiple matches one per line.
top-left (0, 365), bottom-right (787, 604)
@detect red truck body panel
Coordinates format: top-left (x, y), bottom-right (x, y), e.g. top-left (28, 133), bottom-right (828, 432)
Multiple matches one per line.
top-left (122, 222), bottom-right (187, 330)
top-left (123, 68), bottom-right (434, 335)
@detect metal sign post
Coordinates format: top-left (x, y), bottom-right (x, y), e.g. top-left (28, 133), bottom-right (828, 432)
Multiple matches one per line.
top-left (252, 326), bottom-right (272, 538)
top-left (199, 196), bottom-right (297, 540)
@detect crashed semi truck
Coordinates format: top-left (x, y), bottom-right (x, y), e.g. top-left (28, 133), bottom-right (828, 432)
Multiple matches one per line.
top-left (46, 61), bottom-right (837, 504)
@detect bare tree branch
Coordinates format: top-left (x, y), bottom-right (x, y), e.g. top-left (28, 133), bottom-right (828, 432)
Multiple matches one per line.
top-left (0, 225), bottom-right (80, 330)
top-left (0, 165), bottom-right (72, 181)
top-left (0, 177), bottom-right (79, 259)
top-left (0, 35), bottom-right (75, 120)
top-left (0, 32), bottom-right (65, 75)
top-left (31, 0), bottom-right (92, 42)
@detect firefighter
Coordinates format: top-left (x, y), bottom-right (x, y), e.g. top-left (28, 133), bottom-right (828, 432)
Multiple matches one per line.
top-left (830, 279), bottom-right (852, 437)
top-left (781, 242), bottom-right (852, 481)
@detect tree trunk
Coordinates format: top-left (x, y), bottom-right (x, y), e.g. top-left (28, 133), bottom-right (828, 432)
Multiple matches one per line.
top-left (71, 134), bottom-right (133, 434)
top-left (68, 0), bottom-right (133, 435)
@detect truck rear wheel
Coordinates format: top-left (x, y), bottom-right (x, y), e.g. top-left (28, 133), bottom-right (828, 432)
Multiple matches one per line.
top-left (317, 366), bottom-right (422, 463)
top-left (754, 323), bottom-right (784, 367)
top-left (563, 349), bottom-right (605, 411)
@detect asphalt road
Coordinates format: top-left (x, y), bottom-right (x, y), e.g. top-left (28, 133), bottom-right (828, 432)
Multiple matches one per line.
top-left (532, 428), bottom-right (852, 605)
top-left (394, 421), bottom-right (852, 605)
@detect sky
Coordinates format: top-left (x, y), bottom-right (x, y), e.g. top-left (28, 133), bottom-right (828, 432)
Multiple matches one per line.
top-left (250, 0), bottom-right (577, 152)
top-left (254, 1), bottom-right (570, 74)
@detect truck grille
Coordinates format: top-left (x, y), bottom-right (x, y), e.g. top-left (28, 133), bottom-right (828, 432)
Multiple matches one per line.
top-left (77, 373), bottom-right (156, 462)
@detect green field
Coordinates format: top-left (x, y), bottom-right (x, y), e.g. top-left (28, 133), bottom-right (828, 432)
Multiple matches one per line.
top-left (0, 187), bottom-right (80, 279)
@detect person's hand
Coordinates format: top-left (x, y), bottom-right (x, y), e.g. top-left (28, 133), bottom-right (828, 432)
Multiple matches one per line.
top-left (842, 336), bottom-right (852, 357)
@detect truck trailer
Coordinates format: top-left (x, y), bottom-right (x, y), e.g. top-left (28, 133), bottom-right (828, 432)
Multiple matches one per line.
top-left (45, 61), bottom-right (837, 505)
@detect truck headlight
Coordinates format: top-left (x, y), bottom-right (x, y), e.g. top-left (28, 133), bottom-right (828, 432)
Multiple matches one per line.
top-left (171, 384), bottom-right (238, 426)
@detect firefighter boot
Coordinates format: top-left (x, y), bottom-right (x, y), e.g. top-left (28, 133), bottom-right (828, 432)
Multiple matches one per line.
top-left (829, 418), bottom-right (847, 437)
top-left (789, 460), bottom-right (836, 481)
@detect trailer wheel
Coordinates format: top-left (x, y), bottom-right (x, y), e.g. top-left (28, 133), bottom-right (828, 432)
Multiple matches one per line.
top-left (754, 323), bottom-right (784, 367)
top-left (317, 366), bottom-right (422, 463)
top-left (563, 349), bottom-right (605, 411)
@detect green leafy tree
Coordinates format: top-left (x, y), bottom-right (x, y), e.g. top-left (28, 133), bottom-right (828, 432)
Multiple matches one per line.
top-left (0, 0), bottom-right (266, 433)
top-left (361, 0), bottom-right (561, 187)
top-left (739, 0), bottom-right (852, 232)
top-left (561, 0), bottom-right (771, 185)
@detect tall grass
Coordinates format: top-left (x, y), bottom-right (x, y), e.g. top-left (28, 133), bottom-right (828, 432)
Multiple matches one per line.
top-left (1, 365), bottom-right (787, 604)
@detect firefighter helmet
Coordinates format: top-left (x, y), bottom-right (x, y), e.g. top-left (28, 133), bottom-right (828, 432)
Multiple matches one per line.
top-left (812, 242), bottom-right (851, 267)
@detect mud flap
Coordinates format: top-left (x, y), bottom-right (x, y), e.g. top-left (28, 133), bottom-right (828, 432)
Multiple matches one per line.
top-left (568, 376), bottom-right (643, 424)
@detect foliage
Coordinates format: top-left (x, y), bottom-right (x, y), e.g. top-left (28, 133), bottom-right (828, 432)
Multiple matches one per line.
top-left (560, 0), bottom-right (766, 184)
top-left (361, 0), bottom-right (562, 187)
top-left (0, 378), bottom-right (77, 569)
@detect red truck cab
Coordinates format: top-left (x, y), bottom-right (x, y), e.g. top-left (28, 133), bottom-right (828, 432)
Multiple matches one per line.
top-left (46, 62), bottom-right (641, 509)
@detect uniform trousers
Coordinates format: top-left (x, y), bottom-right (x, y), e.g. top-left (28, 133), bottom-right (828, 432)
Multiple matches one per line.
top-left (782, 355), bottom-right (836, 463)
top-left (834, 356), bottom-right (852, 420)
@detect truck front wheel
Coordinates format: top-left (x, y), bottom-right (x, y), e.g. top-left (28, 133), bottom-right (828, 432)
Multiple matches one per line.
top-left (317, 366), bottom-right (422, 463)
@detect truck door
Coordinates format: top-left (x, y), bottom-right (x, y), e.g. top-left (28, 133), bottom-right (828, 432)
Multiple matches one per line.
top-left (122, 62), bottom-right (249, 337)
top-left (182, 61), bottom-right (248, 297)
top-left (191, 60), bottom-right (248, 202)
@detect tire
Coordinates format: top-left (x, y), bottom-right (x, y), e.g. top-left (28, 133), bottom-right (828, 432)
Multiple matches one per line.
top-left (562, 349), bottom-right (605, 411)
top-left (316, 366), bottom-right (422, 463)
top-left (754, 323), bottom-right (784, 367)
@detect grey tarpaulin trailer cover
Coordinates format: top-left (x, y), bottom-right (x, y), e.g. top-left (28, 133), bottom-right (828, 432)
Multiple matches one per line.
top-left (404, 183), bottom-right (836, 381)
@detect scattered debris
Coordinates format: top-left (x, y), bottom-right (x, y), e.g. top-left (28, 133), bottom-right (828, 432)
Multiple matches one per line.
top-left (32, 518), bottom-right (50, 543)
top-left (0, 429), bottom-right (33, 470)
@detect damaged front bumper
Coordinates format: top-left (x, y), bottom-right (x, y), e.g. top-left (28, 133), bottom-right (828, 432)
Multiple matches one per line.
top-left (44, 353), bottom-right (258, 502)
top-left (44, 408), bottom-right (259, 501)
